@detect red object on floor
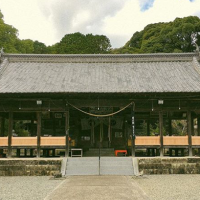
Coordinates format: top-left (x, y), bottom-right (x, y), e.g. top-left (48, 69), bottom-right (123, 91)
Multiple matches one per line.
top-left (115, 150), bottom-right (127, 156)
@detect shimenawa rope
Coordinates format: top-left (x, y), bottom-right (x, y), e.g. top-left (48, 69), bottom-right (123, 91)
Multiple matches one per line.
top-left (67, 101), bottom-right (134, 117)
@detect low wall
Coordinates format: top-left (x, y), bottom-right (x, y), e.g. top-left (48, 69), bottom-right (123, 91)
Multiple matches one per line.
top-left (138, 157), bottom-right (200, 174)
top-left (0, 158), bottom-right (62, 176)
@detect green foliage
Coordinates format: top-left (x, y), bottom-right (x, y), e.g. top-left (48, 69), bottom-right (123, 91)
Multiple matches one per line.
top-left (171, 120), bottom-right (187, 136)
top-left (150, 122), bottom-right (167, 136)
top-left (1, 10), bottom-right (111, 55)
top-left (14, 121), bottom-right (30, 136)
top-left (54, 32), bottom-right (111, 54)
top-left (16, 39), bottom-right (34, 53)
top-left (117, 16), bottom-right (200, 54)
top-left (0, 10), bottom-right (19, 53)
top-left (1, 8), bottom-right (200, 55)
top-left (33, 41), bottom-right (48, 54)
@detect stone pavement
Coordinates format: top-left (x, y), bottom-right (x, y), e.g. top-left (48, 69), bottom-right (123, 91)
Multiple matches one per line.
top-left (44, 176), bottom-right (150, 200)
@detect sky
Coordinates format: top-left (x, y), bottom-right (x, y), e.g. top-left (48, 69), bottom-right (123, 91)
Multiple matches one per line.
top-left (0, 0), bottom-right (200, 48)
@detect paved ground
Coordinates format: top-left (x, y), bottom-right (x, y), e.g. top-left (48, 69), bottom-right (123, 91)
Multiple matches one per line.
top-left (1, 175), bottom-right (200, 200)
top-left (45, 176), bottom-right (149, 200)
top-left (134, 174), bottom-right (200, 200)
top-left (0, 177), bottom-right (63, 200)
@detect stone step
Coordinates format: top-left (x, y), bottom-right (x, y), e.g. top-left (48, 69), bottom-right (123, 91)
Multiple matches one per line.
top-left (66, 167), bottom-right (99, 175)
top-left (101, 157), bottom-right (132, 161)
top-left (100, 168), bottom-right (134, 175)
top-left (65, 157), bottom-right (134, 176)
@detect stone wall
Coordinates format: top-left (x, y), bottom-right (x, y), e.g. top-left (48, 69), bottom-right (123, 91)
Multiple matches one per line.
top-left (138, 157), bottom-right (200, 174)
top-left (0, 158), bottom-right (62, 176)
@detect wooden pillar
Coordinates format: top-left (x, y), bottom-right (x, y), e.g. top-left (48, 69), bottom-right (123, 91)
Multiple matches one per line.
top-left (197, 117), bottom-right (200, 156)
top-left (187, 111), bottom-right (193, 156)
top-left (147, 119), bottom-right (150, 156)
top-left (191, 117), bottom-right (194, 136)
top-left (108, 117), bottom-right (111, 147)
top-left (30, 118), bottom-right (34, 136)
top-left (91, 121), bottom-right (94, 147)
top-left (159, 111), bottom-right (164, 157)
top-left (197, 117), bottom-right (200, 136)
top-left (37, 112), bottom-right (41, 158)
top-left (65, 109), bottom-right (69, 157)
top-left (8, 112), bottom-right (13, 158)
top-left (131, 106), bottom-right (135, 157)
top-left (0, 117), bottom-right (3, 155)
top-left (168, 116), bottom-right (172, 156)
top-left (0, 117), bottom-right (5, 136)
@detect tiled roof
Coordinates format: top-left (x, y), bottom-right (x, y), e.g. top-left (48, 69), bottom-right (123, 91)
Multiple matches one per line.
top-left (0, 53), bottom-right (200, 94)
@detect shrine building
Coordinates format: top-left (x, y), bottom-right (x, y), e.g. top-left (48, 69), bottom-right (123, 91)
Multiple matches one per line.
top-left (0, 52), bottom-right (200, 158)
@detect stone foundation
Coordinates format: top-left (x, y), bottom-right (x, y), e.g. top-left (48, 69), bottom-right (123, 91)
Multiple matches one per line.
top-left (1, 157), bottom-right (200, 176)
top-left (138, 157), bottom-right (200, 174)
top-left (0, 158), bottom-right (62, 176)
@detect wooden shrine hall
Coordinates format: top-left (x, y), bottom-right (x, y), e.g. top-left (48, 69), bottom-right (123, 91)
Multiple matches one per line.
top-left (0, 52), bottom-right (200, 158)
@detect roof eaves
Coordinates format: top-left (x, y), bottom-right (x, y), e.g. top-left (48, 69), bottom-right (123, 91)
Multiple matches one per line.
top-left (3, 52), bottom-right (199, 63)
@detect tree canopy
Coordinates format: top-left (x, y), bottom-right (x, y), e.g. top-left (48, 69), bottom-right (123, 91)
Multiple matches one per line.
top-left (1, 9), bottom-right (200, 54)
top-left (49, 32), bottom-right (111, 54)
top-left (0, 10), bottom-right (19, 53)
top-left (112, 16), bottom-right (200, 54)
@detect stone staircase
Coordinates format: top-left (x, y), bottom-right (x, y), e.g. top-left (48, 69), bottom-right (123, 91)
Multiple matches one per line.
top-left (66, 157), bottom-right (99, 175)
top-left (65, 157), bottom-right (134, 176)
top-left (84, 148), bottom-right (115, 157)
top-left (100, 157), bottom-right (134, 175)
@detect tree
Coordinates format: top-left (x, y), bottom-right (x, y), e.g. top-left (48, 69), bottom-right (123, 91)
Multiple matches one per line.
top-left (115, 16), bottom-right (200, 54)
top-left (56, 32), bottom-right (111, 54)
top-left (0, 10), bottom-right (19, 53)
top-left (85, 34), bottom-right (111, 53)
top-left (33, 41), bottom-right (48, 54)
top-left (16, 39), bottom-right (34, 53)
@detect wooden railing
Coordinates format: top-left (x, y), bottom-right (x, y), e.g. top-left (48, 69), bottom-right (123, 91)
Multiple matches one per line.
top-left (192, 136), bottom-right (200, 145)
top-left (12, 137), bottom-right (37, 146)
top-left (0, 137), bottom-right (8, 146)
top-left (41, 137), bottom-right (65, 146)
top-left (1, 136), bottom-right (200, 147)
top-left (135, 136), bottom-right (160, 145)
top-left (163, 136), bottom-right (188, 146)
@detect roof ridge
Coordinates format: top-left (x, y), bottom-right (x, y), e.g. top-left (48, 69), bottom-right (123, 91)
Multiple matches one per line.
top-left (2, 52), bottom-right (198, 63)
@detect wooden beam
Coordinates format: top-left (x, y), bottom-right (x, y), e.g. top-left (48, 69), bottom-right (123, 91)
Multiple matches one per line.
top-left (65, 109), bottom-right (69, 157)
top-left (198, 117), bottom-right (200, 136)
top-left (197, 117), bottom-right (200, 156)
top-left (8, 112), bottom-right (13, 158)
top-left (187, 111), bottom-right (193, 156)
top-left (159, 111), bottom-right (164, 157)
top-left (168, 114), bottom-right (172, 156)
top-left (147, 118), bottom-right (151, 156)
top-left (0, 117), bottom-right (5, 136)
top-left (131, 106), bottom-right (136, 157)
top-left (37, 112), bottom-right (41, 158)
top-left (191, 117), bottom-right (194, 136)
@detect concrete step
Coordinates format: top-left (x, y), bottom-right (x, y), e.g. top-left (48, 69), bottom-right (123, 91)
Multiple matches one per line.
top-left (100, 168), bottom-right (134, 175)
top-left (100, 157), bottom-right (134, 175)
top-left (65, 157), bottom-right (134, 176)
top-left (66, 157), bottom-right (99, 175)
